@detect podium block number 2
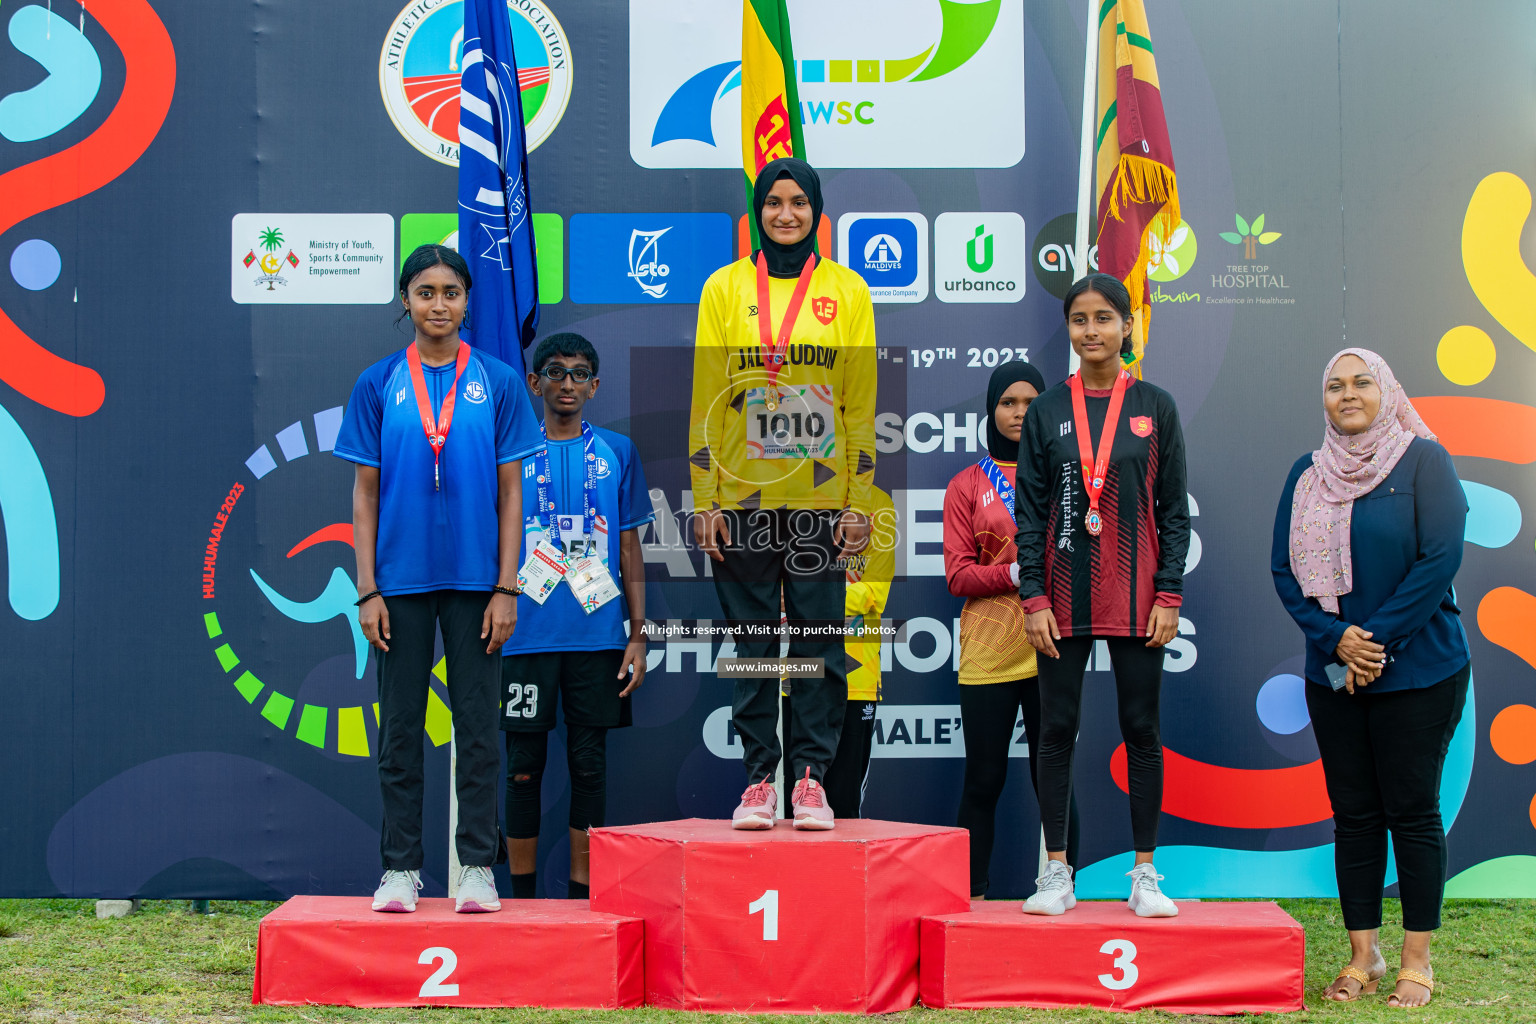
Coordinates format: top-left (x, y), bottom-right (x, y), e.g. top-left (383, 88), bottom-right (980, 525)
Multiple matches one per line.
top-left (418, 947), bottom-right (460, 997)
top-left (748, 888), bottom-right (779, 941)
top-left (1097, 939), bottom-right (1138, 991)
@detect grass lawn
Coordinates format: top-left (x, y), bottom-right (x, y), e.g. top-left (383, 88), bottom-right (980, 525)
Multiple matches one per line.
top-left (0, 898), bottom-right (1531, 1023)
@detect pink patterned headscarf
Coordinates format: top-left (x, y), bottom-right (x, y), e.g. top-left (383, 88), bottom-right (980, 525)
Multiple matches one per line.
top-left (1288, 348), bottom-right (1436, 614)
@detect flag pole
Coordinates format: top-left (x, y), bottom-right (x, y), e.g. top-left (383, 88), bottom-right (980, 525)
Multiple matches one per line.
top-left (1069, 0), bottom-right (1099, 377)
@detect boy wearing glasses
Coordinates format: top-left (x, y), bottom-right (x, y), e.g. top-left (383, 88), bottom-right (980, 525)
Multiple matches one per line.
top-left (501, 332), bottom-right (654, 899)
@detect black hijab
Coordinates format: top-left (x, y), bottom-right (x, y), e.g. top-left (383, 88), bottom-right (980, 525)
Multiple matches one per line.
top-left (985, 361), bottom-right (1047, 463)
top-left (752, 157), bottom-right (823, 277)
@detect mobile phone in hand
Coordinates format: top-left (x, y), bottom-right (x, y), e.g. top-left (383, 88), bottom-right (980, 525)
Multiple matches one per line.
top-left (1324, 662), bottom-right (1349, 691)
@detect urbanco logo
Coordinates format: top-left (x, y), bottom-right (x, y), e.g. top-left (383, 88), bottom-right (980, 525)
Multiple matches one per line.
top-left (380, 0), bottom-right (572, 167)
top-left (630, 0), bottom-right (1025, 169)
top-left (935, 212), bottom-right (1025, 303)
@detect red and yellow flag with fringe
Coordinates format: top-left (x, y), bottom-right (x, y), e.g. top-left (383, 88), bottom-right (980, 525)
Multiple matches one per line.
top-left (741, 0), bottom-right (806, 249)
top-left (1094, 0), bottom-right (1178, 376)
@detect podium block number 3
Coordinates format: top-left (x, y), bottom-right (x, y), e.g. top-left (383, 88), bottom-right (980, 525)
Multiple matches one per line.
top-left (418, 947), bottom-right (460, 997)
top-left (1097, 939), bottom-right (1138, 991)
top-left (749, 888), bottom-right (779, 941)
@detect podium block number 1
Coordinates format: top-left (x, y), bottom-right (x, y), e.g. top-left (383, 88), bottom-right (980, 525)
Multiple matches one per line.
top-left (748, 889), bottom-right (779, 941)
top-left (418, 947), bottom-right (461, 997)
top-left (1097, 939), bottom-right (1138, 991)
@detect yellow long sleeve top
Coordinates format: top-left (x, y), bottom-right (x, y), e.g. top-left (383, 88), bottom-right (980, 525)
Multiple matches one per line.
top-left (688, 256), bottom-right (878, 513)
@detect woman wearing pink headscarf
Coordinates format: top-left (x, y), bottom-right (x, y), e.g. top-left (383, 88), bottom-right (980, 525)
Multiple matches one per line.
top-left (1272, 349), bottom-right (1469, 1008)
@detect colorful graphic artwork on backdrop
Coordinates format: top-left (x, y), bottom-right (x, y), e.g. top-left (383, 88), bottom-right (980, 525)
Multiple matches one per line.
top-left (379, 0), bottom-right (572, 166)
top-left (0, 0), bottom-right (174, 621)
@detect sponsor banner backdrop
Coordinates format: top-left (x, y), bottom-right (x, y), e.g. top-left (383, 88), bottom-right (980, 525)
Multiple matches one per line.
top-left (0, 0), bottom-right (1532, 902)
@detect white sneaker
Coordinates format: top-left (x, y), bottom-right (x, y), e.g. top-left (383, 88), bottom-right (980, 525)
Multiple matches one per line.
top-left (1127, 863), bottom-right (1178, 917)
top-left (1021, 860), bottom-right (1076, 916)
top-left (455, 865), bottom-right (502, 913)
top-left (371, 869), bottom-right (421, 912)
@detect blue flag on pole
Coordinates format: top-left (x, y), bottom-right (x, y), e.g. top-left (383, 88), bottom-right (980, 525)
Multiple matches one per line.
top-left (458, 0), bottom-right (539, 371)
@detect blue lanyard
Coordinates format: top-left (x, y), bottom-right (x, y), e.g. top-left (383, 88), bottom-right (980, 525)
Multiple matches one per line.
top-left (979, 456), bottom-right (1015, 519)
top-left (535, 422), bottom-right (597, 552)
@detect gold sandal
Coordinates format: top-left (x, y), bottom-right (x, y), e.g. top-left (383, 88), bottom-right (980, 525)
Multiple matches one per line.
top-left (1387, 967), bottom-right (1433, 1008)
top-left (1326, 964), bottom-right (1382, 1001)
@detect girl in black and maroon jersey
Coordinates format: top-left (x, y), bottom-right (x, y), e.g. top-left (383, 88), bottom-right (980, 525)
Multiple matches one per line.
top-left (1014, 273), bottom-right (1190, 918)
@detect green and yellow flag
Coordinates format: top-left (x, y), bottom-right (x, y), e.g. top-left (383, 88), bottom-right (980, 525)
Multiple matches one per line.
top-left (1094, 0), bottom-right (1178, 375)
top-left (741, 0), bottom-right (806, 249)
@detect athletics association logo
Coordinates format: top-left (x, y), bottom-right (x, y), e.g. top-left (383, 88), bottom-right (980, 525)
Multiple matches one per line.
top-left (380, 0), bottom-right (572, 167)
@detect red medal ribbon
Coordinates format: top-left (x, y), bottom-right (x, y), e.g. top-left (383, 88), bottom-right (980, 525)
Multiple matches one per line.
top-left (755, 251), bottom-right (817, 395)
top-left (1069, 369), bottom-right (1131, 536)
top-left (406, 341), bottom-right (471, 491)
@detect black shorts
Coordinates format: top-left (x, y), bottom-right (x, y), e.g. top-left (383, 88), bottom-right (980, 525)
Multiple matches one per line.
top-left (499, 649), bottom-right (633, 732)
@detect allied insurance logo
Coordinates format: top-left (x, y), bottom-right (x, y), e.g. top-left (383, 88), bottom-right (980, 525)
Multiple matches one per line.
top-left (380, 0), bottom-right (573, 167)
top-left (630, 0), bottom-right (1025, 169)
top-left (839, 213), bottom-right (929, 303)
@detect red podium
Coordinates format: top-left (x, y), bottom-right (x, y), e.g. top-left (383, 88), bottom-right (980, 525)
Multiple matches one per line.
top-left (252, 896), bottom-right (644, 1008)
top-left (590, 818), bottom-right (969, 1013)
top-left (920, 900), bottom-right (1305, 1013)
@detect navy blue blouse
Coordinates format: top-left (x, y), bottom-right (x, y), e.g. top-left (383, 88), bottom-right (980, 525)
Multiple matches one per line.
top-left (1271, 437), bottom-right (1470, 692)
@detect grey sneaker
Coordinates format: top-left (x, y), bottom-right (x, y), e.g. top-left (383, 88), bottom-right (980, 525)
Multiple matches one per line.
top-left (455, 865), bottom-right (501, 913)
top-left (1127, 863), bottom-right (1178, 917)
top-left (371, 869), bottom-right (421, 912)
top-left (1021, 860), bottom-right (1076, 916)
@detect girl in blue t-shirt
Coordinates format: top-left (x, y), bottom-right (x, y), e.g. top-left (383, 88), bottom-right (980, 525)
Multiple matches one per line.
top-left (334, 244), bottom-right (542, 914)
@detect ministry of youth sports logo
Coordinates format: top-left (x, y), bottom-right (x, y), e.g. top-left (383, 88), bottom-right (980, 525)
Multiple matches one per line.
top-left (380, 0), bottom-right (572, 167)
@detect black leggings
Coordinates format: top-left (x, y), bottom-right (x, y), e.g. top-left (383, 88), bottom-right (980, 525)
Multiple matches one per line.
top-left (1307, 662), bottom-right (1469, 932)
top-left (504, 725), bottom-right (608, 839)
top-left (1037, 636), bottom-right (1164, 854)
top-left (958, 679), bottom-right (1080, 896)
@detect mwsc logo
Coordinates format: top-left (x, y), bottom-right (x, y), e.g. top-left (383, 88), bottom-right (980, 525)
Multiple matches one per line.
top-left (380, 0), bottom-right (572, 167)
top-left (630, 0), bottom-right (1024, 169)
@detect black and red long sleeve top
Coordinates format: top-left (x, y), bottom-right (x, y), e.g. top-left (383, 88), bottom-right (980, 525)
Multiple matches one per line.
top-left (1014, 376), bottom-right (1190, 638)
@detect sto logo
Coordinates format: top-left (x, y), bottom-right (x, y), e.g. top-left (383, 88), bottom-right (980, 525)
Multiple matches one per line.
top-left (0, 1), bottom-right (175, 623)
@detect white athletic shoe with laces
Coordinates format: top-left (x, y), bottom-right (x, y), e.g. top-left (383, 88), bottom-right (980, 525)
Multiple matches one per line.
top-left (455, 865), bottom-right (502, 913)
top-left (1126, 862), bottom-right (1178, 917)
top-left (1021, 860), bottom-right (1076, 916)
top-left (371, 869), bottom-right (422, 912)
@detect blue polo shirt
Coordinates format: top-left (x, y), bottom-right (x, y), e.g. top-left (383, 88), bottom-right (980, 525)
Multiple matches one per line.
top-left (333, 344), bottom-right (541, 595)
top-left (504, 424), bottom-right (655, 654)
top-left (1271, 437), bottom-right (1470, 692)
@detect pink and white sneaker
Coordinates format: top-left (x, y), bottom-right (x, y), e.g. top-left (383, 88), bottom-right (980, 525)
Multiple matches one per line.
top-left (732, 778), bottom-right (777, 829)
top-left (791, 769), bottom-right (835, 830)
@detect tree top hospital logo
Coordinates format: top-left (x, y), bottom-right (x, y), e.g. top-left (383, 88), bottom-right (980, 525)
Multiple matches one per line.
top-left (380, 0), bottom-right (572, 167)
top-left (629, 0), bottom-right (1025, 169)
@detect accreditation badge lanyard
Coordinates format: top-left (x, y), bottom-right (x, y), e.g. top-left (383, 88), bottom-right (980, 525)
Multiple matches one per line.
top-left (406, 342), bottom-right (471, 491)
top-left (534, 421), bottom-right (598, 554)
top-left (1069, 369), bottom-right (1130, 536)
top-left (754, 251), bottom-right (817, 411)
top-left (978, 456), bottom-right (1016, 520)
